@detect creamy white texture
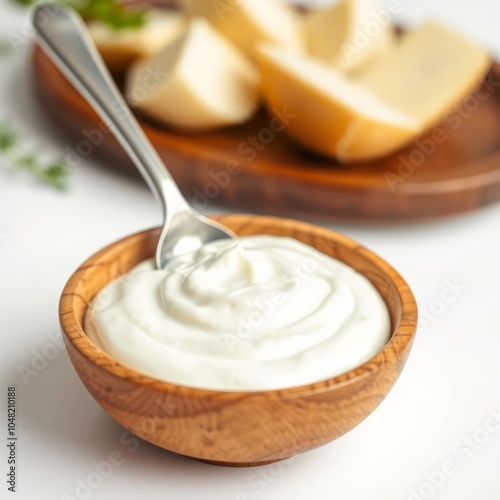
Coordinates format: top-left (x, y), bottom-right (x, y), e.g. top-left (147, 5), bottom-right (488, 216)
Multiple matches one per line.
top-left (85, 236), bottom-right (390, 391)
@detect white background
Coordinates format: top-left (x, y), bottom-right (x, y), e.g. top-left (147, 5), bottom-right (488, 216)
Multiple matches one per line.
top-left (1, 1), bottom-right (500, 499)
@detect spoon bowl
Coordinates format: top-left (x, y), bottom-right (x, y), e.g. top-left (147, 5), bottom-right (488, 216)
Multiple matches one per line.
top-left (156, 208), bottom-right (236, 266)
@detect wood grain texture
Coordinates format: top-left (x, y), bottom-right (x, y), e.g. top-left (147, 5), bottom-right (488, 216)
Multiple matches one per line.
top-left (32, 40), bottom-right (500, 221)
top-left (59, 215), bottom-right (418, 466)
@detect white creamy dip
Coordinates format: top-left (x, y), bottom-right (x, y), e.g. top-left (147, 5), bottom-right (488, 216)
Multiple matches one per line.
top-left (85, 235), bottom-right (390, 391)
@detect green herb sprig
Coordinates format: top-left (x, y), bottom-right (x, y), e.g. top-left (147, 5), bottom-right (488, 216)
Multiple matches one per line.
top-left (10, 0), bottom-right (147, 31)
top-left (79, 0), bottom-right (147, 30)
top-left (0, 123), bottom-right (71, 191)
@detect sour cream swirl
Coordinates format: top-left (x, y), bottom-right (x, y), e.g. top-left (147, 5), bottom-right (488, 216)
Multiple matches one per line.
top-left (85, 235), bottom-right (390, 391)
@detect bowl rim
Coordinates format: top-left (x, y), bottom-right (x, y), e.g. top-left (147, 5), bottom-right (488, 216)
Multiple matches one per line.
top-left (59, 214), bottom-right (418, 397)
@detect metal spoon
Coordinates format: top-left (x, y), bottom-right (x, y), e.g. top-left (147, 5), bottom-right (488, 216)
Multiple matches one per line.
top-left (33, 4), bottom-right (235, 269)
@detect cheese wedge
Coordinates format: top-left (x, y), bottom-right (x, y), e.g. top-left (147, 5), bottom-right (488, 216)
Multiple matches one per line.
top-left (181, 0), bottom-right (305, 59)
top-left (306, 0), bottom-right (396, 75)
top-left (257, 44), bottom-right (420, 162)
top-left (358, 22), bottom-right (491, 129)
top-left (125, 19), bottom-right (260, 131)
top-left (88, 9), bottom-right (186, 74)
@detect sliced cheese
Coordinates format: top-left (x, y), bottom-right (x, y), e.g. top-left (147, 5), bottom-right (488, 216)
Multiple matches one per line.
top-left (88, 9), bottom-right (186, 74)
top-left (358, 21), bottom-right (491, 129)
top-left (306, 0), bottom-right (396, 75)
top-left (181, 0), bottom-right (305, 59)
top-left (257, 44), bottom-right (420, 162)
top-left (125, 19), bottom-right (260, 131)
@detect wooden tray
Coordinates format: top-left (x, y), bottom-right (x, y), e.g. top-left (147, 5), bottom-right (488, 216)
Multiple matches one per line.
top-left (32, 44), bottom-right (500, 221)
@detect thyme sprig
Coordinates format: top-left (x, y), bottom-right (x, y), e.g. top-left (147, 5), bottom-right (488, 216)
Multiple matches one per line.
top-left (0, 123), bottom-right (70, 190)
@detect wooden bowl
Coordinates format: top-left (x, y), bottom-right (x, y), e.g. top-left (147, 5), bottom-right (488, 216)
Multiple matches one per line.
top-left (59, 215), bottom-right (417, 466)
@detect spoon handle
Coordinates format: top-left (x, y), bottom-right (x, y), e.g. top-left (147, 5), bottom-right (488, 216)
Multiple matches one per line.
top-left (33, 4), bottom-right (185, 217)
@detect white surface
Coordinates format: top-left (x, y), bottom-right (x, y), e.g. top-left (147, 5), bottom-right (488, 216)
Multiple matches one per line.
top-left (1, 1), bottom-right (500, 499)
